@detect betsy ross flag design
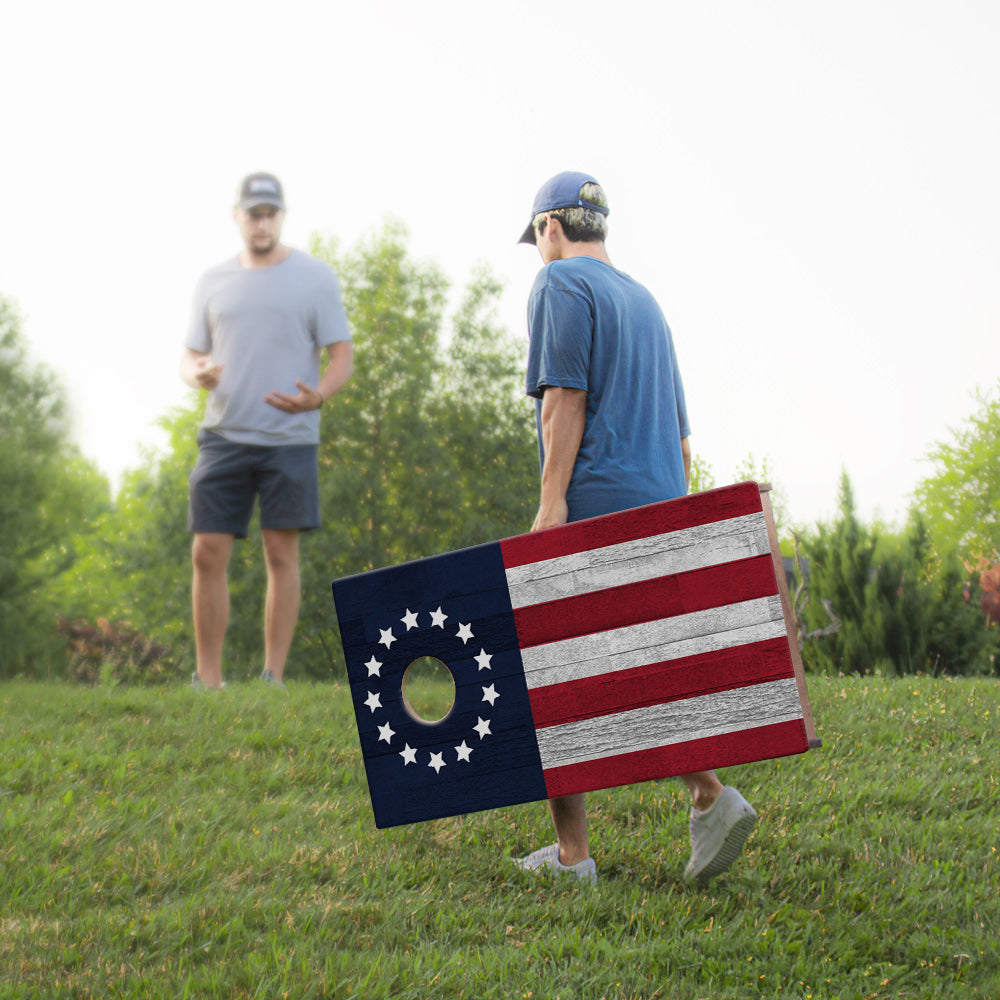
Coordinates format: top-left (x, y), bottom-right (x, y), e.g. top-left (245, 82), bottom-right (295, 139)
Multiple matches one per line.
top-left (332, 482), bottom-right (815, 828)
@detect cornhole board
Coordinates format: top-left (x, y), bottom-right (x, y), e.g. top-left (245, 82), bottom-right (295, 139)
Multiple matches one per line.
top-left (331, 481), bottom-right (817, 829)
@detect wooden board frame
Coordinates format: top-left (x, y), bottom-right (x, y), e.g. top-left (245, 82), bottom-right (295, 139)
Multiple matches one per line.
top-left (758, 484), bottom-right (820, 747)
top-left (333, 481), bottom-right (820, 827)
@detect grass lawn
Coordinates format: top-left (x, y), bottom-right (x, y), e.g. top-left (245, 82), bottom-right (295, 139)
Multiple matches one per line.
top-left (0, 673), bottom-right (996, 999)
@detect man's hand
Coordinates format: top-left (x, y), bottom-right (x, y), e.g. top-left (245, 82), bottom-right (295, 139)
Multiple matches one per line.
top-left (532, 498), bottom-right (569, 532)
top-left (191, 355), bottom-right (223, 390)
top-left (264, 380), bottom-right (324, 413)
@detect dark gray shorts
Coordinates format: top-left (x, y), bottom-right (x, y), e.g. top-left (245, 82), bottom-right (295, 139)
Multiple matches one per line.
top-left (187, 429), bottom-right (321, 538)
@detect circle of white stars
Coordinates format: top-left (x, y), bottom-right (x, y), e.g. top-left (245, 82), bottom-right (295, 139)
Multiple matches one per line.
top-left (361, 606), bottom-right (499, 776)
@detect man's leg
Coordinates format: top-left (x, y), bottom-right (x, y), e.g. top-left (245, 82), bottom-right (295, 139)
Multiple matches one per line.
top-left (679, 770), bottom-right (725, 809)
top-left (548, 793), bottom-right (590, 865)
top-left (261, 528), bottom-right (301, 682)
top-left (549, 776), bottom-right (726, 863)
top-left (192, 532), bottom-right (235, 688)
top-left (515, 792), bottom-right (597, 881)
top-left (680, 770), bottom-right (757, 885)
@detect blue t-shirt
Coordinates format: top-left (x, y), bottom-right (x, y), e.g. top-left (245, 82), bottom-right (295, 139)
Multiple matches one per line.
top-left (525, 256), bottom-right (690, 522)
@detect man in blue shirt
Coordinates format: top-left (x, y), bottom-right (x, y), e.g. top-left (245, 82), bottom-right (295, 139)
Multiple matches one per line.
top-left (515, 171), bottom-right (756, 886)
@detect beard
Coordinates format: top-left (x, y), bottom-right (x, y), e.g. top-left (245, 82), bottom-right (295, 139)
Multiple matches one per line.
top-left (249, 237), bottom-right (277, 256)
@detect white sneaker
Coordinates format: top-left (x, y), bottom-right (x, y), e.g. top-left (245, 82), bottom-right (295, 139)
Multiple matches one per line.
top-left (514, 843), bottom-right (598, 884)
top-left (684, 786), bottom-right (757, 886)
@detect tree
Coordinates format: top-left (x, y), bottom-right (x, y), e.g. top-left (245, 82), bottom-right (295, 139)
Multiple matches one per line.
top-left (732, 453), bottom-right (789, 536)
top-left (687, 452), bottom-right (788, 538)
top-left (0, 294), bottom-right (111, 675)
top-left (63, 223), bottom-right (538, 681)
top-left (914, 381), bottom-right (1000, 563)
top-left (798, 471), bottom-right (997, 676)
top-left (54, 401), bottom-right (202, 665)
top-left (298, 227), bottom-right (538, 676)
top-left (687, 454), bottom-right (717, 495)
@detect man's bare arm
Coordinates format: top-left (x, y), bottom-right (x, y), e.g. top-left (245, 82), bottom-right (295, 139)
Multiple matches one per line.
top-left (533, 386), bottom-right (587, 531)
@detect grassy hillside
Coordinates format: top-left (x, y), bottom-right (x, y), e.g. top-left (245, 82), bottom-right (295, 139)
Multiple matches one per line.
top-left (0, 675), bottom-right (996, 999)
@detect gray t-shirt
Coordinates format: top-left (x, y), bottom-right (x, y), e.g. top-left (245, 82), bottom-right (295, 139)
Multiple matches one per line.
top-left (186, 249), bottom-right (351, 445)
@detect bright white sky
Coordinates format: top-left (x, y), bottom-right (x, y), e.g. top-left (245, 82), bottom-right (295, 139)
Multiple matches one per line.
top-left (2, 0), bottom-right (997, 528)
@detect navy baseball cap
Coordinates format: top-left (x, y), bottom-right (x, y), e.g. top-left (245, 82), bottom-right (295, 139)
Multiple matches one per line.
top-left (518, 170), bottom-right (609, 244)
top-left (238, 172), bottom-right (285, 210)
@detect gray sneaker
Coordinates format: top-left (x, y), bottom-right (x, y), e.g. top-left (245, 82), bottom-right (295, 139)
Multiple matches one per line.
top-left (260, 669), bottom-right (286, 688)
top-left (684, 786), bottom-right (757, 886)
top-left (514, 843), bottom-right (597, 884)
top-left (191, 672), bottom-right (226, 690)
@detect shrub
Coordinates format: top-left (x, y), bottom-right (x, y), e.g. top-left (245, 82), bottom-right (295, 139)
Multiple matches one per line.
top-left (57, 618), bottom-right (180, 686)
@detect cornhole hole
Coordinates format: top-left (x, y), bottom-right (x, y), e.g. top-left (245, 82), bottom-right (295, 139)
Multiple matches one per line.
top-left (332, 482), bottom-right (818, 829)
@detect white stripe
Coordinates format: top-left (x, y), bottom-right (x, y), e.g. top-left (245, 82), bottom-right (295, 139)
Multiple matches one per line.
top-left (536, 677), bottom-right (802, 770)
top-left (505, 512), bottom-right (770, 610)
top-left (521, 595), bottom-right (786, 690)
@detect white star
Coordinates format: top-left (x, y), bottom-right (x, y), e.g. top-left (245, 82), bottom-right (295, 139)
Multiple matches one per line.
top-left (474, 716), bottom-right (492, 739)
top-left (430, 607), bottom-right (448, 628)
top-left (401, 609), bottom-right (420, 631)
top-left (456, 622), bottom-right (474, 644)
top-left (378, 628), bottom-right (396, 649)
top-left (377, 722), bottom-right (395, 744)
top-left (400, 743), bottom-right (418, 765)
top-left (364, 690), bottom-right (382, 713)
top-left (474, 648), bottom-right (493, 671)
top-left (428, 752), bottom-right (446, 773)
top-left (481, 684), bottom-right (500, 706)
top-left (364, 655), bottom-right (383, 678)
top-left (455, 741), bottom-right (473, 763)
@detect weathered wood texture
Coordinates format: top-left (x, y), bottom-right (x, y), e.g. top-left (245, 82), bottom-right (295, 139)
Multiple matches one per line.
top-left (332, 481), bottom-right (818, 826)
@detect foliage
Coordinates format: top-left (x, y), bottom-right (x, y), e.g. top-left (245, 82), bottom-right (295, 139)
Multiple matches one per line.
top-left (58, 223), bottom-right (538, 682)
top-left (688, 452), bottom-right (789, 542)
top-left (975, 557), bottom-right (1000, 624)
top-left (308, 228), bottom-right (536, 573)
top-left (0, 294), bottom-right (112, 676)
top-left (914, 380), bottom-right (1000, 563)
top-left (57, 617), bottom-right (179, 685)
top-left (798, 471), bottom-right (999, 676)
top-left (299, 227), bottom-right (538, 676)
top-left (732, 453), bottom-right (789, 535)
top-left (0, 675), bottom-right (997, 999)
top-left (51, 401), bottom-right (203, 672)
top-left (687, 452), bottom-right (717, 494)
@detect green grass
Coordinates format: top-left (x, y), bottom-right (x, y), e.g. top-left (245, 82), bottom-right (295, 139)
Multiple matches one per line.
top-left (0, 674), bottom-right (996, 999)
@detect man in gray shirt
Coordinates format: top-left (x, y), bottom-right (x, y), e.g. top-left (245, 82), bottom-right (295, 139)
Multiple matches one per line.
top-left (181, 172), bottom-right (353, 689)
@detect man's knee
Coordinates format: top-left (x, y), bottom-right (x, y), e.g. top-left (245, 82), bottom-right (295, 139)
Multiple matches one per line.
top-left (192, 533), bottom-right (233, 573)
top-left (262, 530), bottom-right (300, 574)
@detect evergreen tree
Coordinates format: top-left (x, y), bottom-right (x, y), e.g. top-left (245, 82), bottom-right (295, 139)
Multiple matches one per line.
top-left (800, 471), bottom-right (998, 675)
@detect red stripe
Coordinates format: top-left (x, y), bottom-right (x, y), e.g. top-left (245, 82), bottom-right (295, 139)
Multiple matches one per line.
top-left (542, 719), bottom-right (808, 798)
top-left (528, 637), bottom-right (795, 729)
top-left (499, 482), bottom-right (763, 569)
top-left (512, 554), bottom-right (778, 649)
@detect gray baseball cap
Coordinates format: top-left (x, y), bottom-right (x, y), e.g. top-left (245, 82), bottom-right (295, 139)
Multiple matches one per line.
top-left (238, 172), bottom-right (285, 210)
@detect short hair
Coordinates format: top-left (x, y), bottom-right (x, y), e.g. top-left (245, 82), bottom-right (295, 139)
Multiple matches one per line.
top-left (532, 181), bottom-right (609, 243)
